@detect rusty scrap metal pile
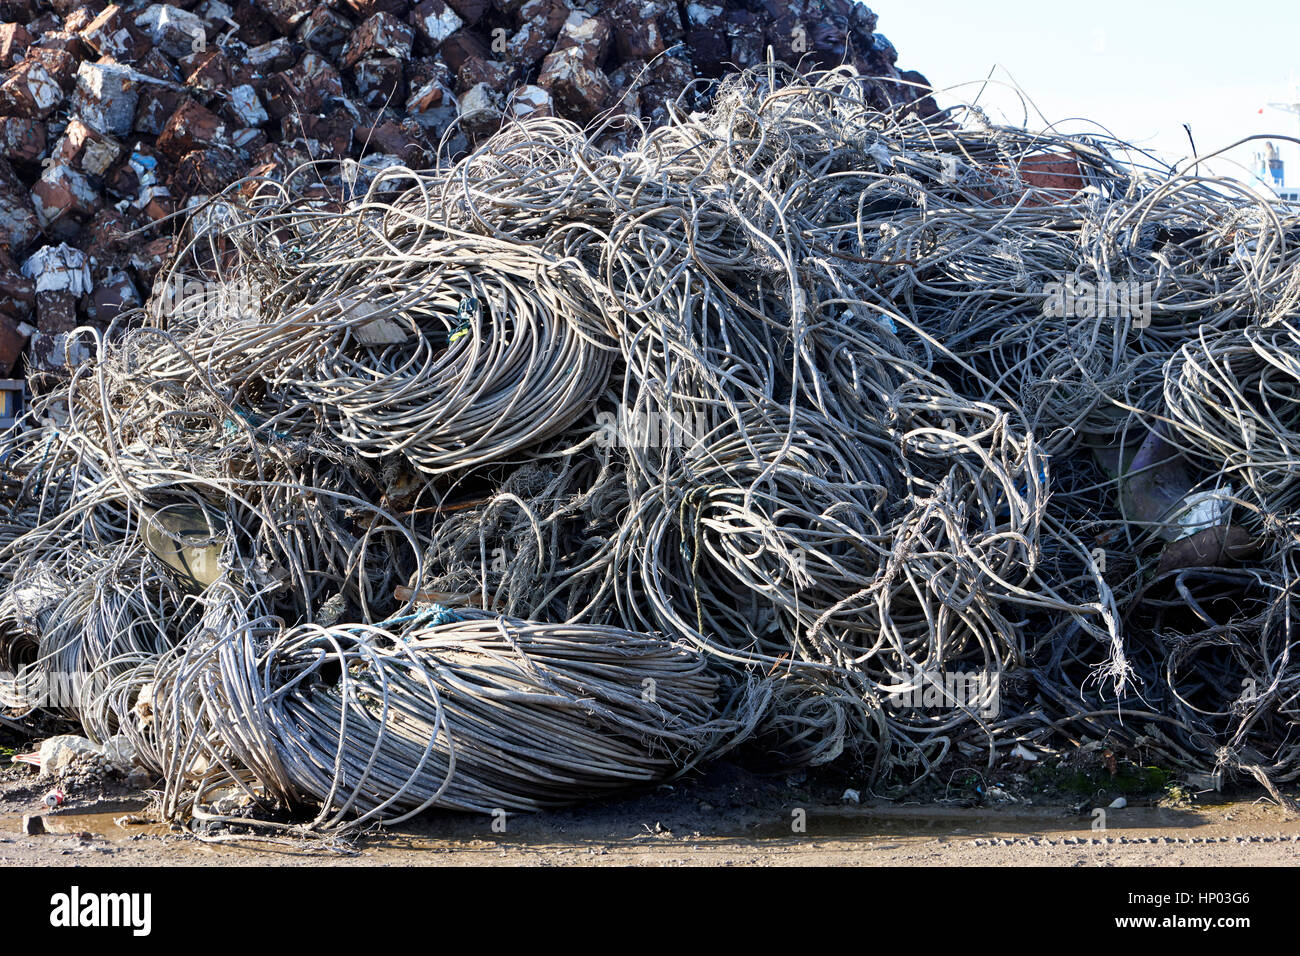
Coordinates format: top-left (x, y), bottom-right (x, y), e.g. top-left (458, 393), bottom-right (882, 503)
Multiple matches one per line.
top-left (3, 63), bottom-right (1300, 834)
top-left (0, 0), bottom-right (923, 380)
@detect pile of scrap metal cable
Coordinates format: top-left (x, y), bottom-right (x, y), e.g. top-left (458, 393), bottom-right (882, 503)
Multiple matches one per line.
top-left (3, 63), bottom-right (1300, 834)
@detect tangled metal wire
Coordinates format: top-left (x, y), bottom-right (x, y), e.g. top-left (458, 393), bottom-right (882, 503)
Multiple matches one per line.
top-left (3, 64), bottom-right (1300, 831)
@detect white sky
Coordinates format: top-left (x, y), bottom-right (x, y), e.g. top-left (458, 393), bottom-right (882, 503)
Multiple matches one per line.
top-left (876, 0), bottom-right (1300, 186)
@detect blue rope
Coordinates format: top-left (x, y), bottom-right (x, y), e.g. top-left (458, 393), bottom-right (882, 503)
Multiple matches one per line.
top-left (223, 407), bottom-right (291, 441)
top-left (381, 604), bottom-right (462, 629)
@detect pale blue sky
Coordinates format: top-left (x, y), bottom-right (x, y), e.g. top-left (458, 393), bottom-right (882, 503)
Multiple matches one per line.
top-left (876, 0), bottom-right (1300, 185)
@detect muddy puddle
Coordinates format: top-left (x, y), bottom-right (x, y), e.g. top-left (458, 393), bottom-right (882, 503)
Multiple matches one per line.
top-left (0, 800), bottom-right (169, 842)
top-left (369, 802), bottom-right (1232, 851)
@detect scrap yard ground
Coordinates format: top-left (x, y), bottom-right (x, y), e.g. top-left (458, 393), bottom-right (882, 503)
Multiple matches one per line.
top-left (1, 763), bottom-right (1295, 866)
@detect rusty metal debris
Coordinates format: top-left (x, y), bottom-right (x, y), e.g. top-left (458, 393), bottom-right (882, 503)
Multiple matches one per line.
top-left (0, 1), bottom-right (925, 376)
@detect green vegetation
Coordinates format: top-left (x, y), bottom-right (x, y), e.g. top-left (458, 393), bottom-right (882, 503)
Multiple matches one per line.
top-left (1031, 761), bottom-right (1173, 796)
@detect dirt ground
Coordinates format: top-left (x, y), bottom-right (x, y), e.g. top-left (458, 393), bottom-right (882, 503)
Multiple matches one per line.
top-left (0, 759), bottom-right (1296, 866)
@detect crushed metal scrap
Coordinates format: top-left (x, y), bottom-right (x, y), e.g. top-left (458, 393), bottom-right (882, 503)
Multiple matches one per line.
top-left (0, 0), bottom-right (928, 383)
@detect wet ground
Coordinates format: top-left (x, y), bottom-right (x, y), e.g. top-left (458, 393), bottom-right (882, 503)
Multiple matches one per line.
top-left (0, 761), bottom-right (1296, 866)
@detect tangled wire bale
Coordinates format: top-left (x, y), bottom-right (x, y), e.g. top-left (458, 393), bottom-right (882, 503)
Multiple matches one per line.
top-left (3, 63), bottom-right (1300, 831)
top-left (141, 592), bottom-right (726, 830)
